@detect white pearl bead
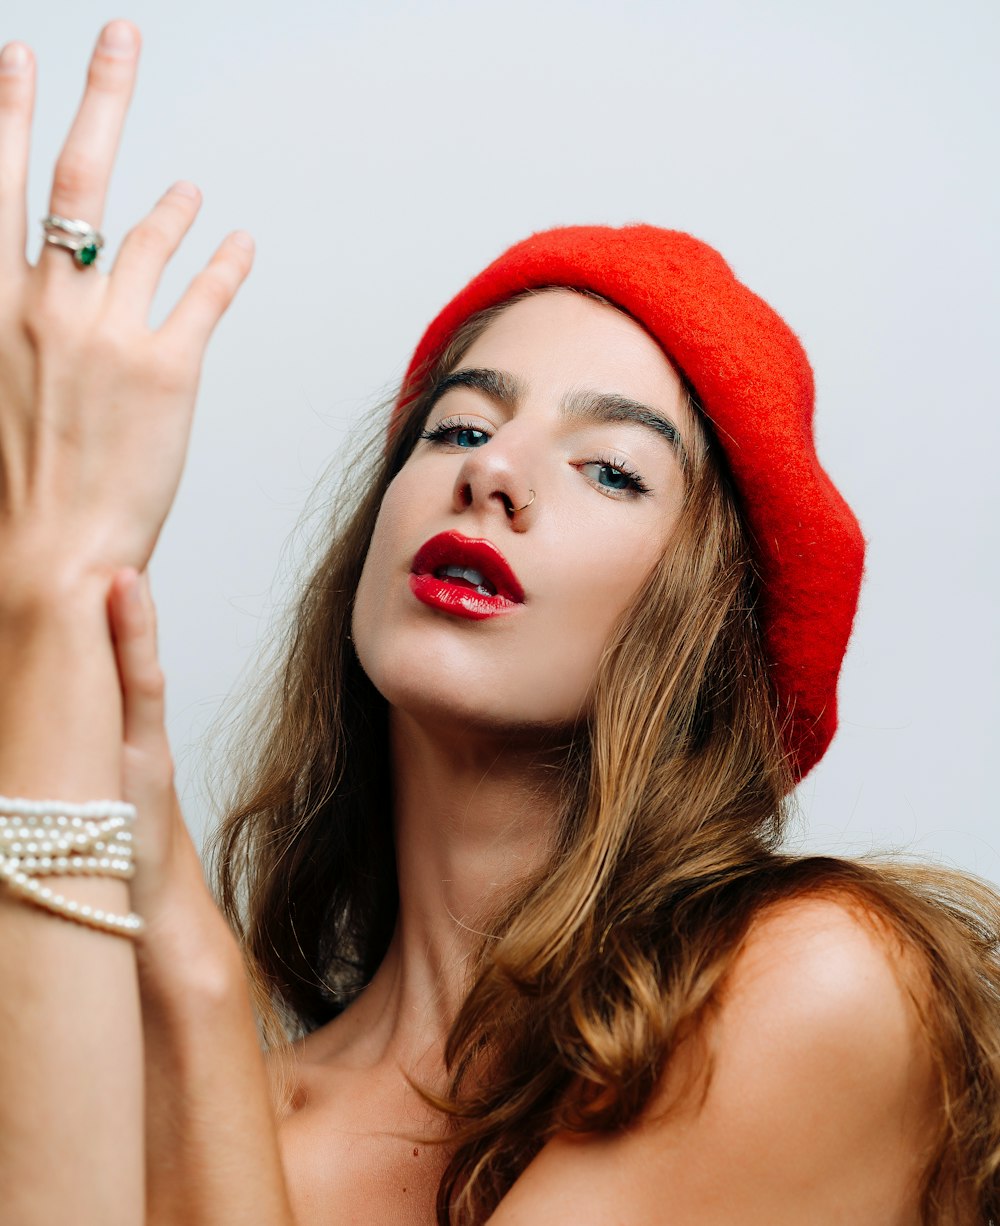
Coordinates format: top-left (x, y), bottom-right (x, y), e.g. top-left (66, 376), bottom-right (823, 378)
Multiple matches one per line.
top-left (0, 796), bottom-right (142, 939)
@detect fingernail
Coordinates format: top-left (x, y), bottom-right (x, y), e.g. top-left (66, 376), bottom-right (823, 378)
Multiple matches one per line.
top-left (100, 21), bottom-right (136, 56)
top-left (0, 43), bottom-right (29, 73)
top-left (169, 180), bottom-right (201, 200)
top-left (231, 230), bottom-right (254, 251)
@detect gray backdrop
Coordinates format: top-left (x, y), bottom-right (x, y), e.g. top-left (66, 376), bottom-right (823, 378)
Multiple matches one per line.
top-left (7, 0), bottom-right (997, 884)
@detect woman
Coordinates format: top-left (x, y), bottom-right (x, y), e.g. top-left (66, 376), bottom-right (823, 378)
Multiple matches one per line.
top-left (0, 21), bottom-right (997, 1226)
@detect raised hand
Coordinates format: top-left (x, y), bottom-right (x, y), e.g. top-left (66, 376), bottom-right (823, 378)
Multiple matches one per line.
top-left (0, 28), bottom-right (258, 1224)
top-left (107, 565), bottom-right (296, 1226)
top-left (107, 566), bottom-right (237, 969)
top-left (0, 20), bottom-right (254, 602)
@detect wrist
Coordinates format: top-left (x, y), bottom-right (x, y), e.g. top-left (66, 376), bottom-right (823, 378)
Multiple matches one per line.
top-left (0, 555), bottom-right (115, 628)
top-left (0, 559), bottom-right (123, 799)
top-left (135, 874), bottom-right (245, 1007)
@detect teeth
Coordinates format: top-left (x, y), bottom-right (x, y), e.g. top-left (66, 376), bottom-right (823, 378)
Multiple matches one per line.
top-left (436, 565), bottom-right (497, 596)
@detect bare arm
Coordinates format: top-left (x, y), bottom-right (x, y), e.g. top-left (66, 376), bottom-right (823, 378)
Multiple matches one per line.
top-left (138, 920), bottom-right (296, 1226)
top-left (0, 20), bottom-right (253, 1224)
top-left (107, 572), bottom-right (296, 1226)
top-left (0, 583), bottom-right (144, 1226)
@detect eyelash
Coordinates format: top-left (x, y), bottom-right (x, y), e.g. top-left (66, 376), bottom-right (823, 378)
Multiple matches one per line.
top-left (418, 417), bottom-right (653, 499)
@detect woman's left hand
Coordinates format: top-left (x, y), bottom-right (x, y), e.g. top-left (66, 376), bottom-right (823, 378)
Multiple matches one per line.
top-left (109, 568), bottom-right (296, 1226)
top-left (107, 566), bottom-right (240, 984)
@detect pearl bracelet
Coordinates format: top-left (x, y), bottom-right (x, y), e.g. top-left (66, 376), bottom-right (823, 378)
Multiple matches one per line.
top-left (0, 796), bottom-right (144, 939)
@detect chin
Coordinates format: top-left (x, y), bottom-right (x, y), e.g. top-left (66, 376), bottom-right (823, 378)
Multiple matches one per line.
top-left (355, 636), bottom-right (585, 740)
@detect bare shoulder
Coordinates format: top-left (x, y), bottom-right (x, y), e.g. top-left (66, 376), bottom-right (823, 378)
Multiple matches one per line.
top-left (712, 889), bottom-right (934, 1080)
top-left (492, 892), bottom-right (940, 1226)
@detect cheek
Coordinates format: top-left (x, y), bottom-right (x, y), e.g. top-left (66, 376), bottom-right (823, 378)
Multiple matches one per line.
top-left (519, 524), bottom-right (669, 716)
top-left (553, 497), bottom-right (675, 622)
top-left (351, 480), bottom-right (410, 650)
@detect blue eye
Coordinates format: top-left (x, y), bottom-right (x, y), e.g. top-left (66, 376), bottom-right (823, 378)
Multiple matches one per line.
top-left (580, 460), bottom-right (651, 498)
top-left (419, 420), bottom-right (490, 448)
top-left (596, 464), bottom-right (631, 490)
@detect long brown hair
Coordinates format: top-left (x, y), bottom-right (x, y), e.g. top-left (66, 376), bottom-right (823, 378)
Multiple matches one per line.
top-left (204, 289), bottom-right (1000, 1224)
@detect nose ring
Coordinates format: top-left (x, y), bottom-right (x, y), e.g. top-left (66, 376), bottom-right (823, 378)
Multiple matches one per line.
top-left (513, 489), bottom-right (536, 513)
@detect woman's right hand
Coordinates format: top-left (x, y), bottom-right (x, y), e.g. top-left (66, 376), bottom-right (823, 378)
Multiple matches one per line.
top-left (107, 565), bottom-right (241, 973)
top-left (0, 21), bottom-right (253, 605)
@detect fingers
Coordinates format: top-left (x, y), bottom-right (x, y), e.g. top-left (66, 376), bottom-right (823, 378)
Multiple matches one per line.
top-left (107, 180), bottom-right (203, 324)
top-left (108, 567), bottom-right (168, 754)
top-left (0, 41), bottom-right (35, 278)
top-left (157, 230), bottom-right (255, 354)
top-left (41, 20), bottom-right (141, 265)
top-left (108, 568), bottom-right (184, 902)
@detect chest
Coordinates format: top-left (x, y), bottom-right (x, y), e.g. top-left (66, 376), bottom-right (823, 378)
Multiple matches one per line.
top-left (275, 1063), bottom-right (451, 1226)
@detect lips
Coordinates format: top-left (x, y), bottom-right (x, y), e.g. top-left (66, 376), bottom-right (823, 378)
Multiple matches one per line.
top-left (409, 531), bottom-right (525, 620)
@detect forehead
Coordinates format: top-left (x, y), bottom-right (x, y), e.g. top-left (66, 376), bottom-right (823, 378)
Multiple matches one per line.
top-left (453, 288), bottom-right (690, 423)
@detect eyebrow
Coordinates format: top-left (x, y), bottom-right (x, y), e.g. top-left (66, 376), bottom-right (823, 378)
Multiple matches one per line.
top-left (425, 367), bottom-right (688, 462)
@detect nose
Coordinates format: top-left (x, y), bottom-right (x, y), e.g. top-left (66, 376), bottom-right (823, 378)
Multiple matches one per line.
top-left (452, 434), bottom-right (537, 530)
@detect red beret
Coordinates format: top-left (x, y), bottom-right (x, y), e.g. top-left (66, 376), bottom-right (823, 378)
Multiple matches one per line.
top-left (393, 224), bottom-right (866, 782)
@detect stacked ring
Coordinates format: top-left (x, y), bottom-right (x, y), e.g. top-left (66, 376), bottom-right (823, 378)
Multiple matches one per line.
top-left (41, 213), bottom-right (105, 268)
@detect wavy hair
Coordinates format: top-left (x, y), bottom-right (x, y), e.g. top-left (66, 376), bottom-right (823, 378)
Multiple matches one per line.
top-left (204, 289), bottom-right (1000, 1225)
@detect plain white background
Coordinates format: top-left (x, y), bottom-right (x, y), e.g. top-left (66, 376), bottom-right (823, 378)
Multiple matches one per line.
top-left (6, 0), bottom-right (997, 884)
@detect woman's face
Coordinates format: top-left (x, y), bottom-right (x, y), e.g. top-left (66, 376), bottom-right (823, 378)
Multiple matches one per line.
top-left (352, 289), bottom-right (696, 737)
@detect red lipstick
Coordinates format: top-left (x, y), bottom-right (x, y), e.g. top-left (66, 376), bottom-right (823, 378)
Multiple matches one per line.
top-left (409, 531), bottom-right (525, 621)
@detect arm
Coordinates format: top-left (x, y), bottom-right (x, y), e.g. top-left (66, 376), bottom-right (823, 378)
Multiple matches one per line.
top-left (489, 896), bottom-right (939, 1225)
top-left (0, 21), bottom-right (252, 1224)
top-left (138, 908), bottom-right (296, 1226)
top-left (0, 581), bottom-right (144, 1226)
top-left (108, 571), bottom-right (296, 1226)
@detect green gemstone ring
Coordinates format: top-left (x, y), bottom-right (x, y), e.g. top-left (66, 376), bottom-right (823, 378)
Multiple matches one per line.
top-left (41, 214), bottom-right (105, 269)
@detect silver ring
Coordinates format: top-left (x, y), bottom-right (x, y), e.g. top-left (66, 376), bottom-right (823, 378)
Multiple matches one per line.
top-left (514, 489), bottom-right (536, 513)
top-left (41, 214), bottom-right (105, 269)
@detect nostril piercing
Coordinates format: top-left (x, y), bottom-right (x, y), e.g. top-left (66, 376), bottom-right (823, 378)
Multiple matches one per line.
top-left (513, 490), bottom-right (536, 513)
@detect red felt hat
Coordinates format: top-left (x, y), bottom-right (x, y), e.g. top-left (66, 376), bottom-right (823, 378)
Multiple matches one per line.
top-left (392, 224), bottom-right (866, 782)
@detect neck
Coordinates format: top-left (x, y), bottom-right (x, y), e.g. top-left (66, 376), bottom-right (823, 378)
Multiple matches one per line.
top-left (344, 706), bottom-right (568, 1075)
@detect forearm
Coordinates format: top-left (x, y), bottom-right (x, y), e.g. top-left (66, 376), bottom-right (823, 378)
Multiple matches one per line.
top-left (0, 580), bottom-right (144, 1226)
top-left (0, 14), bottom-right (256, 1222)
top-left (137, 896), bottom-right (295, 1226)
